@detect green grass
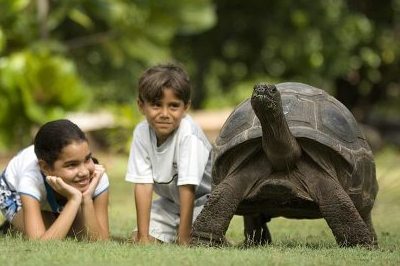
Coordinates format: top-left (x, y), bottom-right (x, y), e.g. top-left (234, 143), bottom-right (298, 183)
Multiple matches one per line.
top-left (1, 148), bottom-right (400, 266)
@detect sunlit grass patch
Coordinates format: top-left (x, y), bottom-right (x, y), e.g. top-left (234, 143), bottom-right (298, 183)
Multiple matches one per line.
top-left (1, 148), bottom-right (400, 265)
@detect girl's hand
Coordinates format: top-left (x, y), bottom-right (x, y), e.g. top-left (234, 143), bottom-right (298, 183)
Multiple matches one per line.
top-left (46, 176), bottom-right (81, 201)
top-left (82, 164), bottom-right (105, 200)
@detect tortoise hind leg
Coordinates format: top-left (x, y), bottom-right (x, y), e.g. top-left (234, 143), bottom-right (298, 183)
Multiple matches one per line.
top-left (243, 213), bottom-right (271, 246)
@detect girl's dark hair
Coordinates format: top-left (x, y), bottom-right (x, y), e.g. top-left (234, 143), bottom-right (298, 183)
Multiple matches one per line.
top-left (138, 63), bottom-right (191, 105)
top-left (34, 119), bottom-right (87, 167)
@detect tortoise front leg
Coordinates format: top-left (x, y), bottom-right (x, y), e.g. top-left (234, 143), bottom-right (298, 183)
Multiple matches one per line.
top-left (359, 208), bottom-right (378, 247)
top-left (192, 152), bottom-right (271, 246)
top-left (316, 183), bottom-right (373, 247)
top-left (298, 160), bottom-right (374, 247)
top-left (191, 174), bottom-right (243, 246)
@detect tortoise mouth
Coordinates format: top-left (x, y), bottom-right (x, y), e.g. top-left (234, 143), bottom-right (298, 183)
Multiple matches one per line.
top-left (251, 83), bottom-right (278, 110)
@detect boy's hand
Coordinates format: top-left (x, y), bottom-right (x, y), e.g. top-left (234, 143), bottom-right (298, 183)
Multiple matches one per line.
top-left (46, 176), bottom-right (81, 201)
top-left (177, 234), bottom-right (191, 246)
top-left (82, 164), bottom-right (105, 200)
top-left (133, 231), bottom-right (158, 245)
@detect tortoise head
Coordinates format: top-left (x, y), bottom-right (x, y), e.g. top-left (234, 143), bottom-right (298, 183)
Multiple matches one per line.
top-left (251, 83), bottom-right (282, 117)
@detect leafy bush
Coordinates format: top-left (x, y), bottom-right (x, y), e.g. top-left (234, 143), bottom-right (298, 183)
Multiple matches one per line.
top-left (0, 50), bottom-right (90, 150)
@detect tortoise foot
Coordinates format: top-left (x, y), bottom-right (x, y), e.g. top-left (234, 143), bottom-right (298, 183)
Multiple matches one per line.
top-left (338, 237), bottom-right (378, 249)
top-left (190, 231), bottom-right (231, 247)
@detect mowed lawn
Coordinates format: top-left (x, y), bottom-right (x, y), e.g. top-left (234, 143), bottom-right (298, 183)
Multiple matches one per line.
top-left (1, 148), bottom-right (399, 266)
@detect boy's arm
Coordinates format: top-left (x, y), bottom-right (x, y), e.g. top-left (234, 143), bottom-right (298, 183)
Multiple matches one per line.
top-left (134, 183), bottom-right (154, 244)
top-left (178, 184), bottom-right (195, 245)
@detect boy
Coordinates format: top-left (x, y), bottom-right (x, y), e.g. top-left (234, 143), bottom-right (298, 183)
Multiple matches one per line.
top-left (125, 63), bottom-right (211, 245)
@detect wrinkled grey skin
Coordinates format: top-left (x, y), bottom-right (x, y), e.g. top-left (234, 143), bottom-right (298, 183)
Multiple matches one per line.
top-left (191, 82), bottom-right (378, 248)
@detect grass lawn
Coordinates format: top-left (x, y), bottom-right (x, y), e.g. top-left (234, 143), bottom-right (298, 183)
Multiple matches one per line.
top-left (1, 148), bottom-right (400, 266)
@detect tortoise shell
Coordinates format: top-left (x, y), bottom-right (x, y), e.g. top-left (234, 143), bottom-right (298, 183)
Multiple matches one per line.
top-left (214, 82), bottom-right (377, 203)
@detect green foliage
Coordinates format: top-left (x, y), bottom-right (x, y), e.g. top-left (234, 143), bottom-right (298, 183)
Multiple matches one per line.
top-left (0, 50), bottom-right (89, 148)
top-left (1, 0), bottom-right (399, 149)
top-left (54, 0), bottom-right (216, 104)
top-left (0, 0), bottom-right (216, 150)
top-left (174, 0), bottom-right (400, 114)
top-left (0, 28), bottom-right (4, 53)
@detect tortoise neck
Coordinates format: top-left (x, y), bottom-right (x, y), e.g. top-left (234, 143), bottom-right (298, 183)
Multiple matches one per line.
top-left (256, 109), bottom-right (302, 170)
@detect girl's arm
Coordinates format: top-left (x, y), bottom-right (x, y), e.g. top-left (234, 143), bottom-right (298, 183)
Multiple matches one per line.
top-left (79, 164), bottom-right (109, 240)
top-left (134, 183), bottom-right (153, 244)
top-left (21, 182), bottom-right (82, 240)
top-left (178, 184), bottom-right (195, 245)
top-left (80, 190), bottom-right (109, 240)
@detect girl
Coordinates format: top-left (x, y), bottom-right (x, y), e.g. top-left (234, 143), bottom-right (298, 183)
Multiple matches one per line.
top-left (0, 119), bottom-right (109, 240)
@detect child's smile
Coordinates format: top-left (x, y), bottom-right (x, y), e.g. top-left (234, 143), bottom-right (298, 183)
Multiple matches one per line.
top-left (43, 141), bottom-right (95, 192)
top-left (139, 88), bottom-right (189, 146)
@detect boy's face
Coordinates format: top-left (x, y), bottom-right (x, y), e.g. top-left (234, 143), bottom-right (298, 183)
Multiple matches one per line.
top-left (138, 87), bottom-right (189, 145)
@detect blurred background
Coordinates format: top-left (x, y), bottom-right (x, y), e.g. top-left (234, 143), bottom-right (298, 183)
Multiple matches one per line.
top-left (1, 0), bottom-right (400, 155)
top-left (1, 0), bottom-right (400, 245)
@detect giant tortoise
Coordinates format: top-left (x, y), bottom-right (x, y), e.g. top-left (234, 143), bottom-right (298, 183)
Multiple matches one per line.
top-left (192, 82), bottom-right (378, 247)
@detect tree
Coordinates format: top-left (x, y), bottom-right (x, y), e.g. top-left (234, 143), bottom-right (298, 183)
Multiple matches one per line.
top-left (0, 0), bottom-right (216, 150)
top-left (173, 0), bottom-right (400, 123)
top-left (0, 0), bottom-right (89, 148)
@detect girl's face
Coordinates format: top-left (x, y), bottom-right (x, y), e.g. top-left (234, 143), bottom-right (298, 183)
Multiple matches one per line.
top-left (41, 141), bottom-right (95, 192)
top-left (138, 87), bottom-right (189, 146)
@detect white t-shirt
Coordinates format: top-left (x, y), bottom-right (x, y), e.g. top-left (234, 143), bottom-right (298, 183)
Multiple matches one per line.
top-left (125, 115), bottom-right (212, 205)
top-left (3, 145), bottom-right (109, 212)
